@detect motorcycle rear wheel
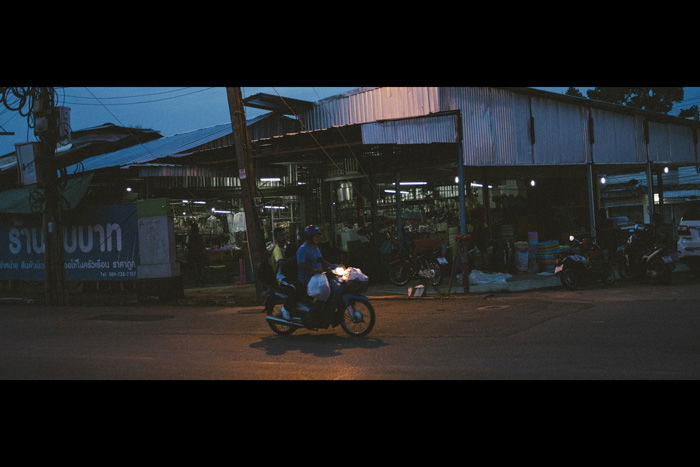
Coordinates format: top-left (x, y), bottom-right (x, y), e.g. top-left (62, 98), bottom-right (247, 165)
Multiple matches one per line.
top-left (340, 300), bottom-right (376, 337)
top-left (560, 268), bottom-right (579, 290)
top-left (266, 303), bottom-right (297, 336)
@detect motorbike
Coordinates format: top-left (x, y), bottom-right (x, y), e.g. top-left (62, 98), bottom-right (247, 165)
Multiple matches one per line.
top-left (619, 224), bottom-right (675, 285)
top-left (263, 262), bottom-right (376, 337)
top-left (555, 234), bottom-right (615, 290)
top-left (387, 246), bottom-right (447, 287)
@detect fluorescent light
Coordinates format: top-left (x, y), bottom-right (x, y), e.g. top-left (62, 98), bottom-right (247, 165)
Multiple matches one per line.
top-left (470, 182), bottom-right (483, 188)
top-left (455, 176), bottom-right (459, 184)
top-left (664, 166), bottom-right (669, 174)
top-left (395, 182), bottom-right (427, 186)
top-left (260, 178), bottom-right (281, 182)
top-left (182, 200), bottom-right (189, 204)
top-left (264, 206), bottom-right (286, 209)
top-left (297, 182), bottom-right (306, 185)
top-left (213, 210), bottom-right (232, 214)
top-left (384, 189), bottom-right (409, 194)
top-left (126, 187), bottom-right (132, 192)
top-left (193, 201), bottom-right (206, 205)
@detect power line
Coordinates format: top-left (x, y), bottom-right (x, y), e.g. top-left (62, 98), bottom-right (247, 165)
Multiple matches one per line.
top-left (81, 86), bottom-right (163, 167)
top-left (270, 86), bottom-right (345, 175)
top-left (63, 87), bottom-right (193, 100)
top-left (63, 87), bottom-right (218, 106)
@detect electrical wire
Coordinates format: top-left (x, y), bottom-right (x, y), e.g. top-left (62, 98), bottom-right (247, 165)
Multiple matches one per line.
top-left (80, 87), bottom-right (225, 204)
top-left (63, 87), bottom-right (218, 106)
top-left (81, 86), bottom-right (163, 166)
top-left (310, 86), bottom-right (381, 200)
top-left (63, 87), bottom-right (192, 100)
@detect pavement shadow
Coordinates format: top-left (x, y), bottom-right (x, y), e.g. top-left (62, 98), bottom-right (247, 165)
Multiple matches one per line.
top-left (250, 333), bottom-right (389, 358)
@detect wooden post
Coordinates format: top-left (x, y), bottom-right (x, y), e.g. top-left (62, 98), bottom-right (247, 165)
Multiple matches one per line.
top-left (226, 88), bottom-right (268, 297)
top-left (34, 88), bottom-right (66, 306)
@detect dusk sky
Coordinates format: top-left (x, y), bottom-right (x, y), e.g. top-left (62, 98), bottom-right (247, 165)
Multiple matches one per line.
top-left (2, 86), bottom-right (700, 157)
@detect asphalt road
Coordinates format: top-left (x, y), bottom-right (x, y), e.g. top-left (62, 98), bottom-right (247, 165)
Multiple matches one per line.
top-left (1, 274), bottom-right (700, 380)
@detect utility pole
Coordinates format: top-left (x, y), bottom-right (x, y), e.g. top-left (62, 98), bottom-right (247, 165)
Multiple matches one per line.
top-left (34, 87), bottom-right (66, 306)
top-left (226, 87), bottom-right (268, 297)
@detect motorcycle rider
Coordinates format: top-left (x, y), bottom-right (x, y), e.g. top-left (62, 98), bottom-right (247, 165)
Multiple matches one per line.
top-left (296, 225), bottom-right (333, 288)
top-left (269, 227), bottom-right (291, 270)
top-left (295, 225), bottom-right (337, 326)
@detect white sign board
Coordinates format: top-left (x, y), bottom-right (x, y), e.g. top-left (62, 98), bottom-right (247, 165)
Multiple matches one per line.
top-left (15, 142), bottom-right (40, 186)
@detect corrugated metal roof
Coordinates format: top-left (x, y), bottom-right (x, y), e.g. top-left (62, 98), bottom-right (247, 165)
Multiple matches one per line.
top-left (302, 87), bottom-right (440, 130)
top-left (530, 95), bottom-right (591, 165)
top-left (440, 87), bottom-right (534, 166)
top-left (361, 112), bottom-right (458, 145)
top-left (67, 123), bottom-right (232, 174)
top-left (589, 108), bottom-right (647, 165)
top-left (648, 121), bottom-right (697, 164)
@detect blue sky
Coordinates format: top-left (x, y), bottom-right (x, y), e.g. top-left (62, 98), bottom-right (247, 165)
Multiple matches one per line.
top-left (2, 86), bottom-right (700, 157)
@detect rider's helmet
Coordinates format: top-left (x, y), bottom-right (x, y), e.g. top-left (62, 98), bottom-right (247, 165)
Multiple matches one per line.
top-left (303, 225), bottom-right (321, 241)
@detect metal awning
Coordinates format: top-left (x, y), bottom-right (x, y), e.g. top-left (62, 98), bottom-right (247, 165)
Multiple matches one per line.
top-left (243, 93), bottom-right (314, 115)
top-left (0, 173), bottom-right (94, 214)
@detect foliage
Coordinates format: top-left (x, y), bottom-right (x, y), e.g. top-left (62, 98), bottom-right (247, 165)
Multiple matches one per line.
top-left (585, 87), bottom-right (684, 114)
top-left (565, 87), bottom-right (584, 98)
top-left (678, 104), bottom-right (700, 121)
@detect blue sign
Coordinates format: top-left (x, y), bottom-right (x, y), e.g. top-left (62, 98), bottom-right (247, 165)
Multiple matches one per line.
top-left (0, 204), bottom-right (138, 281)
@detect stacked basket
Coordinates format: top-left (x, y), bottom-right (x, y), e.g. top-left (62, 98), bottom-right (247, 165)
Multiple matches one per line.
top-left (536, 240), bottom-right (559, 273)
top-left (514, 241), bottom-right (529, 272)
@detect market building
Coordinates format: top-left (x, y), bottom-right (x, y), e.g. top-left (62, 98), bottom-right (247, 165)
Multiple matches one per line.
top-left (2, 87), bottom-right (700, 291)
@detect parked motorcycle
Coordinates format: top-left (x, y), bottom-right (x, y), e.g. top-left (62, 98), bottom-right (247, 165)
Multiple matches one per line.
top-left (263, 263), bottom-right (376, 337)
top-left (387, 247), bottom-right (447, 287)
top-left (619, 224), bottom-right (675, 285)
top-left (555, 234), bottom-right (615, 290)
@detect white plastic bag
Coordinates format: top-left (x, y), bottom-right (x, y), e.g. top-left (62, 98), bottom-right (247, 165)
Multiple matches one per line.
top-left (307, 273), bottom-right (331, 301)
top-left (344, 267), bottom-right (369, 282)
top-left (469, 269), bottom-right (512, 285)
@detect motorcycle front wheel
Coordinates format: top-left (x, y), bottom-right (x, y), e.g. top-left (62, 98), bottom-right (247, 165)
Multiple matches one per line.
top-left (387, 261), bottom-right (409, 286)
top-left (340, 300), bottom-right (376, 337)
top-left (428, 259), bottom-right (443, 287)
top-left (266, 303), bottom-right (297, 336)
